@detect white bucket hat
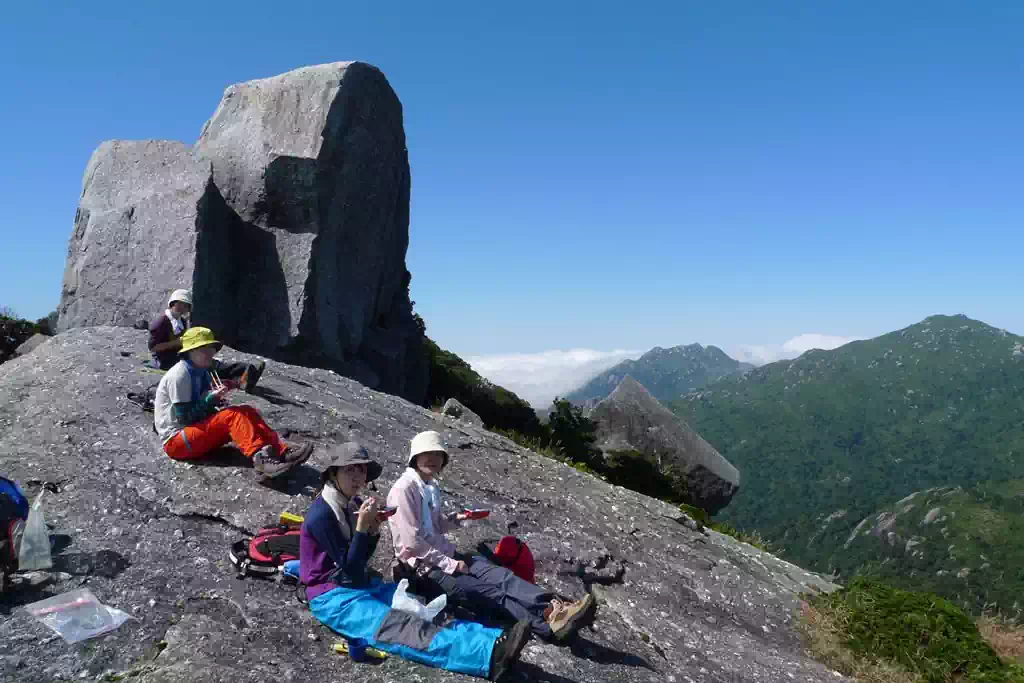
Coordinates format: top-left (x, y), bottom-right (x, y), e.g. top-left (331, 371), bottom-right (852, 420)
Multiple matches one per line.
top-left (168, 288), bottom-right (193, 307)
top-left (409, 430), bottom-right (449, 468)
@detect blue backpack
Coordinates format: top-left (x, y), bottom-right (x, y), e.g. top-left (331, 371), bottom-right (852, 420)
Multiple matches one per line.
top-left (1, 477), bottom-right (29, 575)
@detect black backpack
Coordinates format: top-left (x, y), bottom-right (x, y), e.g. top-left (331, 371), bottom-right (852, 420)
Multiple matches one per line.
top-left (126, 383), bottom-right (160, 434)
top-left (126, 382), bottom-right (160, 413)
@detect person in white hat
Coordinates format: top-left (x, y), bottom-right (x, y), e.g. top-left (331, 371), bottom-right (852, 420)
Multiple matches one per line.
top-left (387, 430), bottom-right (596, 643)
top-left (299, 441), bottom-right (531, 681)
top-left (146, 287), bottom-right (265, 392)
top-left (148, 288), bottom-right (193, 370)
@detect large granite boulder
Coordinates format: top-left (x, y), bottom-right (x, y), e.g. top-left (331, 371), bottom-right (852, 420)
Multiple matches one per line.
top-left (440, 397), bottom-right (484, 426)
top-left (0, 328), bottom-right (845, 683)
top-left (57, 63), bottom-right (426, 403)
top-left (590, 376), bottom-right (740, 514)
top-left (14, 334), bottom-right (50, 358)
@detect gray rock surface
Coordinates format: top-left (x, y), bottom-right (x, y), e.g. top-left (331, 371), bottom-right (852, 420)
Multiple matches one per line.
top-left (57, 63), bottom-right (426, 403)
top-left (0, 329), bottom-right (845, 683)
top-left (14, 334), bottom-right (50, 358)
top-left (441, 398), bottom-right (484, 426)
top-left (590, 376), bottom-right (740, 514)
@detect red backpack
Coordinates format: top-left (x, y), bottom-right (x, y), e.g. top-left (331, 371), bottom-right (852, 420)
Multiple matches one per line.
top-left (229, 525), bottom-right (300, 578)
top-left (492, 536), bottom-right (535, 584)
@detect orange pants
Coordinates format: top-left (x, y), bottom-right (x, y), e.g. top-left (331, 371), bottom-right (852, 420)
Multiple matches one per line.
top-left (163, 405), bottom-right (285, 461)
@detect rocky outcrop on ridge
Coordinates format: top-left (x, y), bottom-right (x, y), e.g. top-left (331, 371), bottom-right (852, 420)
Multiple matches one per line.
top-left (590, 376), bottom-right (740, 515)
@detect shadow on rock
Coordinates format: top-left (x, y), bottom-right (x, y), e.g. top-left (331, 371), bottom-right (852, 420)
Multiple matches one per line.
top-left (568, 634), bottom-right (655, 671)
top-left (0, 550), bottom-right (130, 614)
top-left (259, 463), bottom-right (322, 497)
top-left (248, 386), bottom-right (308, 409)
top-left (514, 662), bottom-right (582, 683)
top-left (49, 533), bottom-right (73, 555)
top-left (0, 580), bottom-right (59, 614)
top-left (52, 549), bottom-right (131, 578)
top-left (183, 445), bottom-right (253, 469)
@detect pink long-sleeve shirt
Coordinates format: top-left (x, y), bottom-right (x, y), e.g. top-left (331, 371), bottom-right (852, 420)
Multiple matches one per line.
top-left (386, 471), bottom-right (461, 575)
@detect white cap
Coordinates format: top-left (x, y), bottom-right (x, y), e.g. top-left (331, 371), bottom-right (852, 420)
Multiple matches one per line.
top-left (168, 289), bottom-right (193, 307)
top-left (409, 430), bottom-right (449, 468)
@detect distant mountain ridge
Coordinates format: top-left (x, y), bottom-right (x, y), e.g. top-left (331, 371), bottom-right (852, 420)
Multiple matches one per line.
top-left (566, 343), bottom-right (753, 404)
top-left (675, 313), bottom-right (1024, 608)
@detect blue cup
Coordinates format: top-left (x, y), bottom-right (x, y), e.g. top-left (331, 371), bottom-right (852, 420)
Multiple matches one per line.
top-left (347, 638), bottom-right (369, 662)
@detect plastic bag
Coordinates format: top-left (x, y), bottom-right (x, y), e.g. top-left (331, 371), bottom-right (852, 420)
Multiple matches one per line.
top-left (391, 578), bottom-right (446, 621)
top-left (18, 490), bottom-right (51, 571)
top-left (24, 588), bottom-right (132, 643)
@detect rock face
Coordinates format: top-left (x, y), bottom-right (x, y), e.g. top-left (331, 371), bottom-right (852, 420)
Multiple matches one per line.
top-left (0, 328), bottom-right (845, 683)
top-left (590, 376), bottom-right (740, 514)
top-left (14, 334), bottom-right (49, 358)
top-left (441, 398), bottom-right (484, 426)
top-left (57, 63), bottom-right (426, 403)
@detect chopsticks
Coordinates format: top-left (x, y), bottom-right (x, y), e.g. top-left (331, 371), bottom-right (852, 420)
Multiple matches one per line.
top-left (211, 370), bottom-right (225, 390)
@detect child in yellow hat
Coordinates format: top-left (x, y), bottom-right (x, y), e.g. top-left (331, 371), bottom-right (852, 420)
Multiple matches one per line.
top-left (153, 327), bottom-right (312, 481)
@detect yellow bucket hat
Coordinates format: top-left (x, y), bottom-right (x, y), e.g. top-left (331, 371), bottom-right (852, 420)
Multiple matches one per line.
top-left (179, 327), bottom-right (223, 354)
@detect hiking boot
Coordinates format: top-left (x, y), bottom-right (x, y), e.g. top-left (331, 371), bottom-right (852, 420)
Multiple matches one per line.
top-left (243, 361), bottom-right (266, 393)
top-left (488, 619), bottom-right (531, 681)
top-left (252, 446), bottom-right (301, 482)
top-left (281, 441), bottom-right (314, 465)
top-left (546, 594), bottom-right (595, 641)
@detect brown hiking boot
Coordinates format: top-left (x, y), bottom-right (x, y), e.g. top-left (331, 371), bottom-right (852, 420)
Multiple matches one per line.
top-left (281, 442), bottom-right (314, 465)
top-left (546, 594), bottom-right (595, 641)
top-left (252, 446), bottom-right (303, 482)
top-left (488, 619), bottom-right (531, 681)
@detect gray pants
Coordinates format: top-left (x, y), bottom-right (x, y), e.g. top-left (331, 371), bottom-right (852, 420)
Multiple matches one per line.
top-left (426, 555), bottom-right (555, 639)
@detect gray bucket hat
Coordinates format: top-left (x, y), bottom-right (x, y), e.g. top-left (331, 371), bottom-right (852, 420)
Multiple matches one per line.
top-left (321, 441), bottom-right (383, 484)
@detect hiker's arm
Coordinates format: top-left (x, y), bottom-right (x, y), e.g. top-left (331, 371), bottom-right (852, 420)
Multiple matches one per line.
top-left (441, 510), bottom-right (462, 533)
top-left (148, 319), bottom-right (177, 352)
top-left (171, 395), bottom-right (217, 425)
top-left (389, 484), bottom-right (459, 575)
top-left (310, 517), bottom-right (371, 583)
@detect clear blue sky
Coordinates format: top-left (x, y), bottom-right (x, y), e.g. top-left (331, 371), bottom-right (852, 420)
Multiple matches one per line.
top-left (2, 1), bottom-right (1022, 358)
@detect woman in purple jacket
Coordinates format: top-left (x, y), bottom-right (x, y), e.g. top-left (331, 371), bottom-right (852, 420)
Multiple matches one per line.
top-left (300, 442), bottom-right (530, 680)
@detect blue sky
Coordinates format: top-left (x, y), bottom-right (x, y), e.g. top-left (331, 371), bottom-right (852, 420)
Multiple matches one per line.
top-left (2, 2), bottom-right (1022, 400)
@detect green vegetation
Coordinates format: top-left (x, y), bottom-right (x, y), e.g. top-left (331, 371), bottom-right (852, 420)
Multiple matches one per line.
top-left (674, 315), bottom-right (1024, 606)
top-left (1, 308), bottom-right (55, 365)
top-left (566, 343), bottom-right (751, 404)
top-left (800, 578), bottom-right (1024, 682)
top-left (423, 337), bottom-right (542, 437)
top-left (546, 398), bottom-right (603, 469)
top-left (603, 449), bottom-right (687, 504)
top-left (841, 481), bottom-right (1024, 616)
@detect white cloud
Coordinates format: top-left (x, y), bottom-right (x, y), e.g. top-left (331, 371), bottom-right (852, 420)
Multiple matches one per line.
top-left (731, 333), bottom-right (861, 366)
top-left (466, 348), bottom-right (641, 408)
top-left (466, 333), bottom-right (861, 407)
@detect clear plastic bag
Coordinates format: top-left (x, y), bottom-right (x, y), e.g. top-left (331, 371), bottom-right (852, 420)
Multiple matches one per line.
top-left (24, 588), bottom-right (132, 643)
top-left (18, 490), bottom-right (51, 571)
top-left (391, 578), bottom-right (446, 621)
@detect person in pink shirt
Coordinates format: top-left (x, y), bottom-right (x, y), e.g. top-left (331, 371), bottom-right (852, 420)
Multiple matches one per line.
top-left (387, 430), bottom-right (595, 642)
